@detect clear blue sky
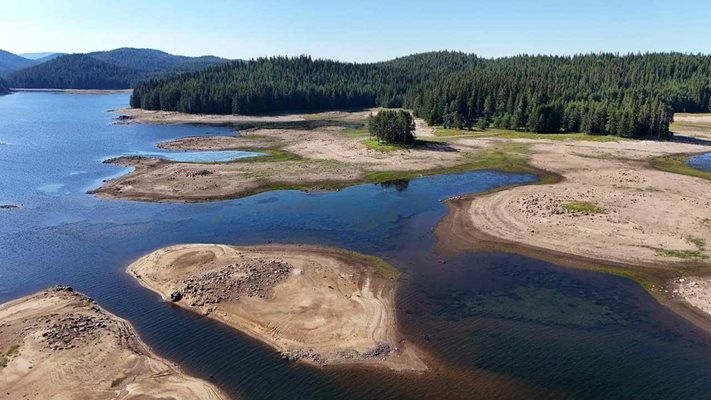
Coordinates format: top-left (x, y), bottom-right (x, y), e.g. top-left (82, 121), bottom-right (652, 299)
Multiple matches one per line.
top-left (2, 0), bottom-right (710, 61)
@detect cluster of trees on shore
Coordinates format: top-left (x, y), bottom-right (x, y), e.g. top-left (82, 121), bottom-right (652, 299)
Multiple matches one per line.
top-left (131, 52), bottom-right (711, 137)
top-left (368, 110), bottom-right (416, 144)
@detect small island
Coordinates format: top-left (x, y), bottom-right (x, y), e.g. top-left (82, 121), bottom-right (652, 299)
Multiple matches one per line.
top-left (0, 286), bottom-right (227, 399)
top-left (127, 244), bottom-right (427, 371)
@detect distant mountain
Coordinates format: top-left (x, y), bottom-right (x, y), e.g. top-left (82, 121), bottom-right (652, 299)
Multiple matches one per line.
top-left (0, 50), bottom-right (38, 75)
top-left (8, 48), bottom-right (233, 89)
top-left (20, 52), bottom-right (65, 61)
top-left (9, 54), bottom-right (139, 90)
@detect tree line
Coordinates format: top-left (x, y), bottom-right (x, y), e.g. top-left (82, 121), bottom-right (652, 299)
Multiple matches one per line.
top-left (0, 77), bottom-right (9, 94)
top-left (131, 52), bottom-right (711, 138)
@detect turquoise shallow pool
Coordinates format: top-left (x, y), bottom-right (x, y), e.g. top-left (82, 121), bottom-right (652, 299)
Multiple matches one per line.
top-left (1, 92), bottom-right (711, 399)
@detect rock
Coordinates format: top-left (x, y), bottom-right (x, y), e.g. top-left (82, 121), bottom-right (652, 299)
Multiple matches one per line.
top-left (170, 291), bottom-right (183, 302)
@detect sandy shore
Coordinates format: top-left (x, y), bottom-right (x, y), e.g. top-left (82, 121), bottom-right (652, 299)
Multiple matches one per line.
top-left (127, 244), bottom-right (427, 371)
top-left (113, 107), bottom-right (307, 124)
top-left (0, 286), bottom-right (227, 399)
top-left (674, 277), bottom-right (711, 316)
top-left (438, 137), bottom-right (711, 267)
top-left (95, 109), bottom-right (478, 202)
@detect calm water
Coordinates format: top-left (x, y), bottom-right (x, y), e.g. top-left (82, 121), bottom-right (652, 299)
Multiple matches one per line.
top-left (118, 149), bottom-right (262, 163)
top-left (1, 92), bottom-right (711, 399)
top-left (688, 152), bottom-right (711, 172)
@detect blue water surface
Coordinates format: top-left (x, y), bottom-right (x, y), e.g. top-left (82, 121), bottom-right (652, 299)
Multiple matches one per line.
top-left (688, 152), bottom-right (711, 172)
top-left (1, 92), bottom-right (711, 400)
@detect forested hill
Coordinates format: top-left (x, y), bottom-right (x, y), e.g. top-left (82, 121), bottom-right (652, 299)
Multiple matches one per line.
top-left (9, 54), bottom-right (139, 89)
top-left (88, 48), bottom-right (232, 75)
top-left (0, 50), bottom-right (38, 75)
top-left (131, 52), bottom-right (711, 137)
top-left (8, 48), bottom-right (232, 89)
top-left (0, 77), bottom-right (10, 94)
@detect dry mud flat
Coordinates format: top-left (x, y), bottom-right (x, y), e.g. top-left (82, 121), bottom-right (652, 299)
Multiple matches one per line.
top-left (0, 286), bottom-right (226, 400)
top-left (128, 244), bottom-right (427, 371)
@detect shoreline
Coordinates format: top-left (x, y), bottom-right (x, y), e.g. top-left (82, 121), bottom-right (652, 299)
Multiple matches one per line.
top-left (0, 286), bottom-right (227, 399)
top-left (435, 191), bottom-right (711, 336)
top-left (94, 109), bottom-right (529, 203)
top-left (105, 107), bottom-right (711, 338)
top-left (434, 134), bottom-right (711, 335)
top-left (127, 243), bottom-right (428, 372)
top-left (11, 88), bottom-right (133, 94)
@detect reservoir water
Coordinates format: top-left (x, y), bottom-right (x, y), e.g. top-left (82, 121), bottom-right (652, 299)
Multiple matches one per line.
top-left (1, 92), bottom-right (711, 399)
top-left (688, 152), bottom-right (711, 172)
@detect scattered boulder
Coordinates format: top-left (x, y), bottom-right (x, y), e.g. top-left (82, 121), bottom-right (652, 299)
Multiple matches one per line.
top-left (170, 291), bottom-right (183, 302)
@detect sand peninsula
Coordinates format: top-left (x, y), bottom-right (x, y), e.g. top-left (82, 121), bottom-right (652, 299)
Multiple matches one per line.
top-left (95, 108), bottom-right (493, 202)
top-left (0, 286), bottom-right (226, 400)
top-left (127, 244), bottom-right (427, 371)
top-left (435, 115), bottom-right (711, 330)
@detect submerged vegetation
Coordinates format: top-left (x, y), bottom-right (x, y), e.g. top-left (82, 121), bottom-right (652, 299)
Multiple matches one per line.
top-left (131, 52), bottom-right (711, 138)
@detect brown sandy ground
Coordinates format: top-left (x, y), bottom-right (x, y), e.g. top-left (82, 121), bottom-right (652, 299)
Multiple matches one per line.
top-left (0, 286), bottom-right (227, 400)
top-left (95, 108), bottom-right (479, 202)
top-left (674, 277), bottom-right (711, 316)
top-left (441, 136), bottom-right (711, 266)
top-left (127, 244), bottom-right (427, 371)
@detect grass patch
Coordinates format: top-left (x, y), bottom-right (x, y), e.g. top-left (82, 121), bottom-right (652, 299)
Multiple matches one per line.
top-left (655, 248), bottom-right (709, 260)
top-left (0, 345), bottom-right (20, 369)
top-left (687, 236), bottom-right (707, 250)
top-left (587, 265), bottom-right (660, 293)
top-left (357, 253), bottom-right (400, 279)
top-left (433, 126), bottom-right (623, 142)
top-left (561, 201), bottom-right (604, 214)
top-left (235, 149), bottom-right (300, 163)
top-left (361, 138), bottom-right (423, 152)
top-left (340, 126), bottom-right (369, 138)
top-left (650, 154), bottom-right (711, 181)
top-left (363, 142), bottom-right (559, 185)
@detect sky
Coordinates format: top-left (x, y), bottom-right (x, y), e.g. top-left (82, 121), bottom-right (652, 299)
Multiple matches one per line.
top-left (2, 0), bottom-right (711, 62)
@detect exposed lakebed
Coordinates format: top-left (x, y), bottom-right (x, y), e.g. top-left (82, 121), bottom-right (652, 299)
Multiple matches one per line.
top-left (1, 92), bottom-right (711, 399)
